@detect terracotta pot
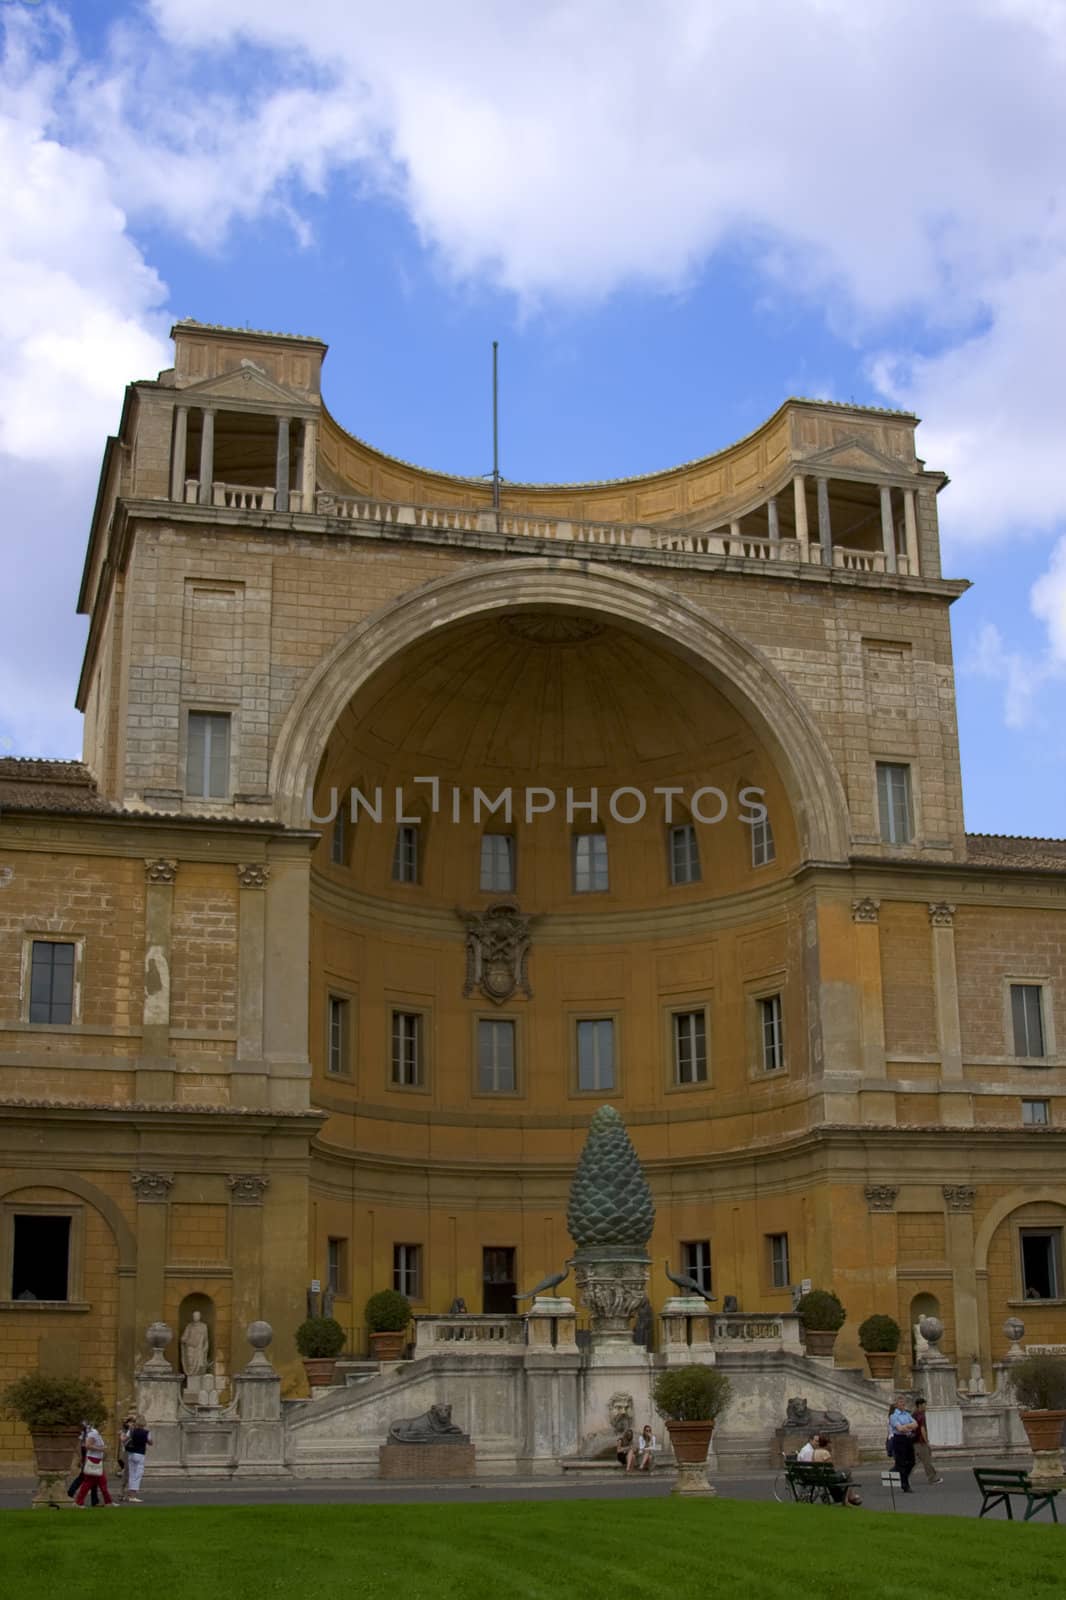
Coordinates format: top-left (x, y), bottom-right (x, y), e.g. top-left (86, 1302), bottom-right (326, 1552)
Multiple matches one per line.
top-left (804, 1329), bottom-right (839, 1358)
top-left (1021, 1410), bottom-right (1066, 1453)
top-left (30, 1428), bottom-right (81, 1474)
top-left (864, 1351), bottom-right (898, 1379)
top-left (369, 1331), bottom-right (406, 1362)
top-left (301, 1357), bottom-right (337, 1388)
top-left (665, 1419), bottom-right (715, 1464)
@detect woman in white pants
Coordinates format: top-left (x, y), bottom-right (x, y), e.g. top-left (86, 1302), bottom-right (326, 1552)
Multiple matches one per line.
top-left (123, 1416), bottom-right (153, 1502)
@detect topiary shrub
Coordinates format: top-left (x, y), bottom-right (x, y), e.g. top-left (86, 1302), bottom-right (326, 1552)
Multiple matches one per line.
top-left (796, 1289), bottom-right (846, 1332)
top-left (1011, 1354), bottom-right (1066, 1412)
top-left (652, 1364), bottom-right (732, 1422)
top-left (858, 1314), bottom-right (901, 1352)
top-left (294, 1317), bottom-right (346, 1359)
top-left (0, 1374), bottom-right (106, 1430)
top-left (365, 1290), bottom-right (412, 1334)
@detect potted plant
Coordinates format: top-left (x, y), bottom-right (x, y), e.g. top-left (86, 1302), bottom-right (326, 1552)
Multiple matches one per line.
top-left (796, 1289), bottom-right (846, 1358)
top-left (652, 1364), bottom-right (732, 1496)
top-left (1, 1374), bottom-right (106, 1503)
top-left (1009, 1354), bottom-right (1066, 1459)
top-left (294, 1316), bottom-right (346, 1388)
top-left (365, 1290), bottom-right (412, 1361)
top-left (858, 1314), bottom-right (901, 1379)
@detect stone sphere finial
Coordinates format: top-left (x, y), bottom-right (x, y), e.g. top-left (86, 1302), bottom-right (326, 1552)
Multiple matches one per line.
top-left (247, 1320), bottom-right (273, 1351)
top-left (147, 1320), bottom-right (173, 1352)
top-left (918, 1314), bottom-right (944, 1347)
top-left (1002, 1315), bottom-right (1026, 1361)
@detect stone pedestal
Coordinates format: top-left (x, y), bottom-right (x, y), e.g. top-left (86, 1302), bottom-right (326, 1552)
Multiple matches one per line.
top-left (525, 1296), bottom-right (578, 1351)
top-left (660, 1297), bottom-right (715, 1364)
top-left (571, 1250), bottom-right (650, 1353)
top-left (673, 1460), bottom-right (716, 1496)
top-left (136, 1326), bottom-right (186, 1470)
top-left (919, 1360), bottom-right (964, 1447)
top-left (233, 1320), bottom-right (286, 1475)
top-left (1028, 1449), bottom-right (1066, 1488)
top-left (379, 1442), bottom-right (477, 1479)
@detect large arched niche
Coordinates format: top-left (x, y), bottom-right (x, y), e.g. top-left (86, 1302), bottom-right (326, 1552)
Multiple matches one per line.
top-left (271, 560), bottom-right (850, 862)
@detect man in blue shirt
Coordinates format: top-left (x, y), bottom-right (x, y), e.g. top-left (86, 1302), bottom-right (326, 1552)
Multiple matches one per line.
top-left (889, 1397), bottom-right (918, 1492)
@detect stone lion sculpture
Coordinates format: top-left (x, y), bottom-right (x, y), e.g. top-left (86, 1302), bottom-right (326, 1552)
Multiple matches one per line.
top-left (783, 1396), bottom-right (848, 1434)
top-left (387, 1402), bottom-right (470, 1446)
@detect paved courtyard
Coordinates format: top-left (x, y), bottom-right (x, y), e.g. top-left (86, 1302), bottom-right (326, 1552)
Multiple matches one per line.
top-left (0, 1464), bottom-right (1014, 1519)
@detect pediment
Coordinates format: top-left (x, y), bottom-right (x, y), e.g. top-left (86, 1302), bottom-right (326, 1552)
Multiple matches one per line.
top-left (801, 435), bottom-right (915, 476)
top-left (179, 362), bottom-right (313, 411)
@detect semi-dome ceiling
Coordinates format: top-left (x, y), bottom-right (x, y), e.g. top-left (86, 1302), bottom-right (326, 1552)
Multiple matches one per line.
top-left (322, 610), bottom-right (769, 784)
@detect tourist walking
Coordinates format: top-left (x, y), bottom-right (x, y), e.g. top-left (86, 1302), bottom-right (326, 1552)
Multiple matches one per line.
top-left (912, 1396), bottom-right (943, 1485)
top-left (888, 1396), bottom-right (918, 1493)
top-left (73, 1424), bottom-right (114, 1506)
top-left (635, 1424), bottom-right (658, 1472)
top-left (67, 1421), bottom-right (102, 1507)
top-left (121, 1415), bottom-right (152, 1502)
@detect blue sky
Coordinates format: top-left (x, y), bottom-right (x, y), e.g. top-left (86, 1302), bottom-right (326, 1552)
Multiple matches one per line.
top-left (1, 0), bottom-right (1064, 836)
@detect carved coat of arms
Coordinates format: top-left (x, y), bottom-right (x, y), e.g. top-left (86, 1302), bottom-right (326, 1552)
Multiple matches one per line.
top-left (458, 900), bottom-right (533, 1004)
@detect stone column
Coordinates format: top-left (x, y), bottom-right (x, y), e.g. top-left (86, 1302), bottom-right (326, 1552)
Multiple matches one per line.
top-left (275, 416), bottom-right (290, 513)
top-left (229, 1175), bottom-right (269, 1338)
top-left (929, 903), bottom-right (966, 1092)
top-left (131, 1174), bottom-right (173, 1366)
top-left (197, 408), bottom-right (215, 506)
top-left (140, 859), bottom-right (177, 1102)
top-left (301, 417), bottom-right (317, 511)
top-left (903, 488), bottom-right (920, 574)
top-left (262, 856), bottom-right (312, 1113)
top-left (852, 898), bottom-right (886, 1079)
top-left (879, 485), bottom-right (897, 574)
top-left (766, 495), bottom-right (779, 541)
top-left (943, 1186), bottom-right (982, 1376)
top-left (170, 405), bottom-right (188, 502)
top-left (793, 474), bottom-right (809, 558)
top-left (816, 476), bottom-right (832, 563)
top-left (235, 863), bottom-right (269, 1109)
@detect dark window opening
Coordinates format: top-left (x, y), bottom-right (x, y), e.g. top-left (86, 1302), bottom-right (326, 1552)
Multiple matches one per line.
top-left (1021, 1229), bottom-right (1062, 1300)
top-left (12, 1215), bottom-right (71, 1301)
top-left (29, 941), bottom-right (75, 1025)
top-left (482, 1246), bottom-right (516, 1315)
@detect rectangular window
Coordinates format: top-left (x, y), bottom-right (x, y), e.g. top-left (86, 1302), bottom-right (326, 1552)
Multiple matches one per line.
top-left (186, 711), bottom-right (231, 799)
top-left (480, 834), bottom-right (515, 893)
top-left (876, 762), bottom-right (913, 844)
top-left (1023, 1099), bottom-right (1050, 1126)
top-left (477, 1018), bottom-right (516, 1093)
top-left (577, 1018), bottom-right (615, 1092)
top-left (330, 812), bottom-right (347, 866)
top-left (391, 1011), bottom-right (423, 1087)
top-left (759, 994), bottom-right (784, 1072)
top-left (392, 825), bottom-right (420, 884)
top-left (673, 1010), bottom-right (708, 1085)
top-left (1021, 1228), bottom-right (1063, 1300)
top-left (573, 832), bottom-right (609, 893)
top-left (751, 813), bottom-right (776, 868)
top-left (682, 1240), bottom-right (712, 1296)
top-left (327, 995), bottom-right (350, 1076)
top-left (1011, 984), bottom-right (1046, 1058)
top-left (768, 1232), bottom-right (790, 1289)
top-left (327, 1236), bottom-right (348, 1296)
top-left (669, 823), bottom-right (700, 885)
top-left (11, 1215), bottom-right (71, 1301)
top-left (28, 941), bottom-right (75, 1025)
top-left (393, 1243), bottom-right (423, 1301)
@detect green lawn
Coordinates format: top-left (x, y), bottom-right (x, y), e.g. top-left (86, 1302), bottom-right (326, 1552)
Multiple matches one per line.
top-left (0, 1500), bottom-right (1060, 1600)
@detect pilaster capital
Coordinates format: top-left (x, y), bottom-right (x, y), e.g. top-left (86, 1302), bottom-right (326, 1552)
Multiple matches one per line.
top-left (131, 1171), bottom-right (174, 1202)
top-left (236, 863), bottom-right (270, 890)
top-left (144, 858), bottom-right (178, 886)
top-left (942, 1184), bottom-right (975, 1212)
top-left (851, 897), bottom-right (881, 924)
top-left (228, 1174), bottom-right (270, 1205)
top-left (864, 1184), bottom-right (899, 1212)
top-left (928, 901), bottom-right (956, 928)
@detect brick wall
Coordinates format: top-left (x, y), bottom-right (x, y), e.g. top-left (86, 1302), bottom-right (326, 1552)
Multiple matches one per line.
top-left (880, 902), bottom-right (937, 1055)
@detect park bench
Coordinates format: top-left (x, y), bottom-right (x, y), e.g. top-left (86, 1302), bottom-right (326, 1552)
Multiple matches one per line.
top-left (784, 1461), bottom-right (854, 1505)
top-left (973, 1467), bottom-right (1060, 1523)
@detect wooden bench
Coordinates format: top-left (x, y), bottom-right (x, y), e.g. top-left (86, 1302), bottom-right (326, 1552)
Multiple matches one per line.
top-left (973, 1468), bottom-right (1060, 1523)
top-left (784, 1461), bottom-right (854, 1505)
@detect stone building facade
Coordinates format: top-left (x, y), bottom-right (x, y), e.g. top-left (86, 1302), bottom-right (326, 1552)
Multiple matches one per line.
top-left (1, 319), bottom-right (1063, 1465)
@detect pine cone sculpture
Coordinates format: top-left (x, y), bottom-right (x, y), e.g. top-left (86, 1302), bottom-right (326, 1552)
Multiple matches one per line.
top-left (567, 1104), bottom-right (655, 1250)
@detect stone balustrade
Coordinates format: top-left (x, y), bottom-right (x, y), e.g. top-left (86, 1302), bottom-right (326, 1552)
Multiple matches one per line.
top-left (412, 1313), bottom-right (527, 1356)
top-left (170, 481), bottom-right (920, 578)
